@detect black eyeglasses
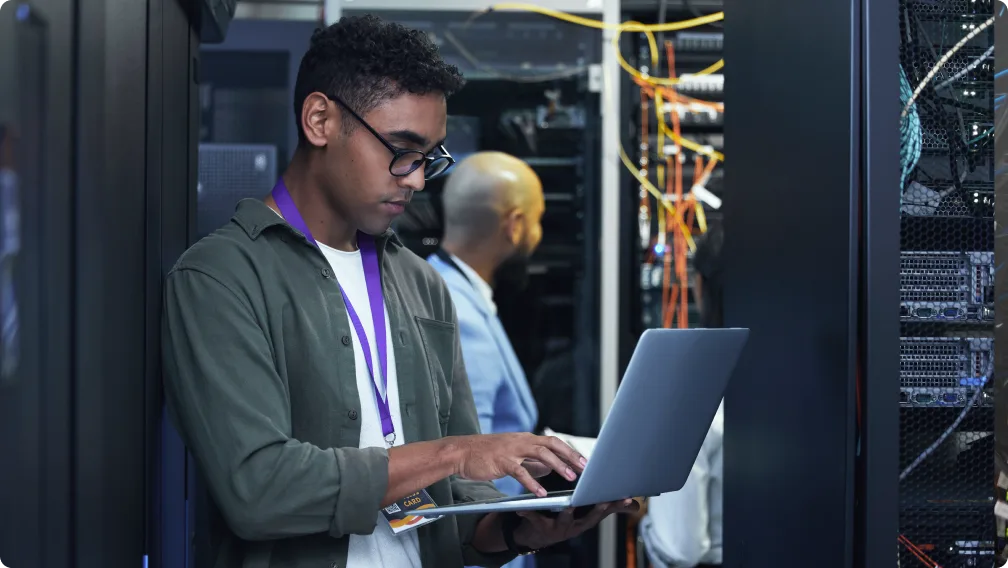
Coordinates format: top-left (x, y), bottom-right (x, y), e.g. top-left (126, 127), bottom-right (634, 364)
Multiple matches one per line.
top-left (329, 95), bottom-right (454, 180)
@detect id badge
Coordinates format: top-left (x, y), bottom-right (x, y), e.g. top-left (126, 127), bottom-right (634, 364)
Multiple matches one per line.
top-left (381, 489), bottom-right (442, 535)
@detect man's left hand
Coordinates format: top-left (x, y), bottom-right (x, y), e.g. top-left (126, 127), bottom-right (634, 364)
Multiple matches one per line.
top-left (512, 499), bottom-right (640, 550)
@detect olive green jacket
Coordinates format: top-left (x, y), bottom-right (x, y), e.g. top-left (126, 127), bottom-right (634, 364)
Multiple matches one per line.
top-left (162, 199), bottom-right (516, 568)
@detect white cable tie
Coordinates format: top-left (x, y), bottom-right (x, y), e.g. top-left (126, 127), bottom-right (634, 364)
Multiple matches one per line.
top-left (690, 185), bottom-right (721, 210)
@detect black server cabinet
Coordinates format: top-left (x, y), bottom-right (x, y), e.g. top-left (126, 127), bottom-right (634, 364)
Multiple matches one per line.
top-left (719, 0), bottom-right (900, 567)
top-left (0, 3), bottom-right (73, 567)
top-left (75, 0), bottom-right (198, 564)
top-left (897, 0), bottom-right (996, 565)
top-left (0, 0), bottom-right (197, 564)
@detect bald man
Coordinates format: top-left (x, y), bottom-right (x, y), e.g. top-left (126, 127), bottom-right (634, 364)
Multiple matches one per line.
top-left (428, 150), bottom-right (545, 521)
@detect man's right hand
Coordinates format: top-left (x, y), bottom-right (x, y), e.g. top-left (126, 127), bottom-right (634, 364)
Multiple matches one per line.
top-left (452, 433), bottom-right (588, 497)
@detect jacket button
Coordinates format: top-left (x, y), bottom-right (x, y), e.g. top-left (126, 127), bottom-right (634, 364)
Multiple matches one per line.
top-left (322, 267), bottom-right (332, 278)
top-left (341, 335), bottom-right (351, 346)
top-left (348, 410), bottom-right (358, 420)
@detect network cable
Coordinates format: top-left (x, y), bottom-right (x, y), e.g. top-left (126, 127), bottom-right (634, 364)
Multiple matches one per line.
top-left (492, 0), bottom-right (718, 332)
top-left (485, 3), bottom-right (725, 88)
top-left (901, 15), bottom-right (995, 119)
top-left (485, 2), bottom-right (724, 31)
top-left (899, 356), bottom-right (992, 482)
top-left (933, 43), bottom-right (994, 91)
top-left (900, 65), bottom-right (923, 192)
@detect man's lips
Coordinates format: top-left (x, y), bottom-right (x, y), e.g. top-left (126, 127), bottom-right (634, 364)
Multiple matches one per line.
top-left (382, 200), bottom-right (409, 213)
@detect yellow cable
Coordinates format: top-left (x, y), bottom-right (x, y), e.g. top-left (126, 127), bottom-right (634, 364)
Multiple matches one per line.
top-left (661, 123), bottom-right (725, 162)
top-left (624, 15), bottom-right (724, 165)
top-left (619, 143), bottom-right (696, 252)
top-left (694, 200), bottom-right (708, 233)
top-left (487, 3), bottom-right (723, 31)
top-left (694, 59), bottom-right (724, 76)
top-left (486, 3), bottom-right (723, 87)
top-left (613, 26), bottom-right (723, 87)
top-left (488, 1), bottom-right (714, 249)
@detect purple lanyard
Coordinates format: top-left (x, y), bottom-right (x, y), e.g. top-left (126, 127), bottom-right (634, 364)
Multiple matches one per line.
top-left (271, 180), bottom-right (395, 446)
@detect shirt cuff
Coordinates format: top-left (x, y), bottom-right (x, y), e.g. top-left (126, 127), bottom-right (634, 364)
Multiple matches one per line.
top-left (328, 446), bottom-right (390, 537)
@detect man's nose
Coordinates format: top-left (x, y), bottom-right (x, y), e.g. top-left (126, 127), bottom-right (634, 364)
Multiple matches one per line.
top-left (398, 167), bottom-right (426, 192)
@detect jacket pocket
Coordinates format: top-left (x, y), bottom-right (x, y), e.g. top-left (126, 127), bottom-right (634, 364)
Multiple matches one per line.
top-left (414, 316), bottom-right (455, 424)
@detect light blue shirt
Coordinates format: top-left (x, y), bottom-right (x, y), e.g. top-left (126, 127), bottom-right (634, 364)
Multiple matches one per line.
top-left (428, 253), bottom-right (539, 568)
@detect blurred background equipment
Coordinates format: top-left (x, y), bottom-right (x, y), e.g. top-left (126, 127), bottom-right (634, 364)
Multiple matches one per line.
top-left (0, 3), bottom-right (73, 567)
top-left (618, 1), bottom-right (724, 338)
top-left (197, 144), bottom-right (278, 239)
top-left (612, 4), bottom-right (724, 565)
top-left (365, 8), bottom-right (604, 446)
top-left (898, 0), bottom-right (996, 565)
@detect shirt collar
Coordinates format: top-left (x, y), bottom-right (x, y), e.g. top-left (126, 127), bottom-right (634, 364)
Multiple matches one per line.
top-left (450, 254), bottom-right (496, 314)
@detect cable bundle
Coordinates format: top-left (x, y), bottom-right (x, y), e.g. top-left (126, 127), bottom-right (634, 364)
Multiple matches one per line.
top-left (900, 64), bottom-right (923, 194)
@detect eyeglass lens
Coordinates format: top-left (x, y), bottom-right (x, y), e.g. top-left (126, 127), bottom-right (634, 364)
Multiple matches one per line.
top-left (391, 153), bottom-right (452, 179)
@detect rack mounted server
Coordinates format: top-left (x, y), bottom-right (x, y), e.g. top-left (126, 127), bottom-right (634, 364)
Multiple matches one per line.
top-left (897, 0), bottom-right (995, 564)
top-left (900, 251), bottom-right (994, 322)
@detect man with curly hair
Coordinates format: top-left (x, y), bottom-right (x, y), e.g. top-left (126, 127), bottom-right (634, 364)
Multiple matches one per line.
top-left (162, 15), bottom-right (636, 568)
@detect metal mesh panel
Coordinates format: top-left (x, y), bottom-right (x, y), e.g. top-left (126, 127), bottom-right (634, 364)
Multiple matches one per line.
top-left (197, 143), bottom-right (278, 239)
top-left (898, 1), bottom-right (995, 565)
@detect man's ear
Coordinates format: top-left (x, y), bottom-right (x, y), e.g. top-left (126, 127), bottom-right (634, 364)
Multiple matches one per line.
top-left (300, 92), bottom-right (334, 147)
top-left (505, 209), bottom-right (526, 247)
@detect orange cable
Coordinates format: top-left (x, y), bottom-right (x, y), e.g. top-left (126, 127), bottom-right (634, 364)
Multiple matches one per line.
top-left (898, 535), bottom-right (938, 567)
top-left (633, 77), bottom-right (724, 111)
top-left (662, 155), bottom-right (675, 328)
top-left (640, 90), bottom-right (651, 222)
top-left (666, 40), bottom-right (691, 329)
top-left (638, 36), bottom-right (715, 331)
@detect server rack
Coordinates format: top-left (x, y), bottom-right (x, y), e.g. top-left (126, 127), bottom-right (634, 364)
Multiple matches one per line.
top-left (996, 5), bottom-right (1008, 567)
top-left (616, 5), bottom-right (724, 567)
top-left (898, 1), bottom-right (996, 565)
top-left (619, 4), bottom-right (725, 342)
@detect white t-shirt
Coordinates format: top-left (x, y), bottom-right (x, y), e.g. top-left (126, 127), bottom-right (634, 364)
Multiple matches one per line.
top-left (319, 242), bottom-right (422, 568)
top-left (640, 400), bottom-right (723, 568)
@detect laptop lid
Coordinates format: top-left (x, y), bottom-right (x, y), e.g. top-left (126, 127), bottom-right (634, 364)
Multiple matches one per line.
top-left (569, 327), bottom-right (748, 506)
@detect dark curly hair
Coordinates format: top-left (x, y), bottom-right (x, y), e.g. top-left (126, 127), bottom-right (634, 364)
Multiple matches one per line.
top-left (293, 14), bottom-right (465, 141)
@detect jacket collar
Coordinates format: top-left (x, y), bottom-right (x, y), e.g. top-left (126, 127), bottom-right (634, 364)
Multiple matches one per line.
top-left (231, 198), bottom-right (402, 250)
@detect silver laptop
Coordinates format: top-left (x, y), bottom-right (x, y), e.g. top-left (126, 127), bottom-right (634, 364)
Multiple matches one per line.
top-left (411, 327), bottom-right (749, 517)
